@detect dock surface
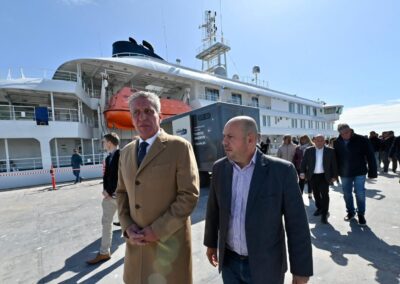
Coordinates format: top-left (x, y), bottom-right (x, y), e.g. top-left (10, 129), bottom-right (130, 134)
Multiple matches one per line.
top-left (1, 173), bottom-right (399, 284)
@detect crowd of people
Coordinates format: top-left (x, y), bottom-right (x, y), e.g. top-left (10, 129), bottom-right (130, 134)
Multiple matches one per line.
top-left (78, 90), bottom-right (399, 284)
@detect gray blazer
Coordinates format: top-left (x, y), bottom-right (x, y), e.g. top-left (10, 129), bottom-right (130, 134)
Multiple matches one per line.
top-left (204, 150), bottom-right (313, 284)
top-left (300, 146), bottom-right (338, 182)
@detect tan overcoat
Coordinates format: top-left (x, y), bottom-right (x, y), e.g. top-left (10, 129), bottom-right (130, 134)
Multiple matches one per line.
top-left (116, 131), bottom-right (199, 284)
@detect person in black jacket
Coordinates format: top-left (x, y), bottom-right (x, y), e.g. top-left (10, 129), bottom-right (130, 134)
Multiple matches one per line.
top-left (382, 131), bottom-right (397, 173)
top-left (389, 135), bottom-right (400, 180)
top-left (333, 124), bottom-right (377, 226)
top-left (300, 134), bottom-right (338, 224)
top-left (87, 133), bottom-right (121, 265)
top-left (369, 131), bottom-right (381, 170)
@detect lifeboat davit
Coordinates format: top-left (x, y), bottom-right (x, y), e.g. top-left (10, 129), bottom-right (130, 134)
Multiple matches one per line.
top-left (104, 87), bottom-right (192, 130)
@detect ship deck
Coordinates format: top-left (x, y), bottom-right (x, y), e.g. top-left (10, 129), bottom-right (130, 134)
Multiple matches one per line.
top-left (1, 171), bottom-right (399, 283)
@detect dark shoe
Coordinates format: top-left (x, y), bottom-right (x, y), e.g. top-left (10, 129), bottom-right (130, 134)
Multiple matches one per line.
top-left (113, 222), bottom-right (121, 226)
top-left (358, 214), bottom-right (367, 226)
top-left (321, 215), bottom-right (328, 224)
top-left (86, 253), bottom-right (111, 265)
top-left (344, 213), bottom-right (355, 221)
top-left (313, 209), bottom-right (321, 216)
top-left (308, 193), bottom-right (313, 199)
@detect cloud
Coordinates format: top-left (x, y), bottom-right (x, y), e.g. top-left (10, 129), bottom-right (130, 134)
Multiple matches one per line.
top-left (336, 101), bottom-right (400, 135)
top-left (60, 0), bottom-right (96, 5)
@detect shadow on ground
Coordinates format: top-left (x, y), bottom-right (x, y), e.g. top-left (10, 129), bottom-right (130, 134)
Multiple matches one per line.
top-left (310, 221), bottom-right (400, 283)
top-left (37, 230), bottom-right (124, 284)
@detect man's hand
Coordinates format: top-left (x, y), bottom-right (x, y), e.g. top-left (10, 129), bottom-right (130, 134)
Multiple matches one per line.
top-left (206, 247), bottom-right (218, 267)
top-left (299, 173), bottom-right (305, 180)
top-left (139, 226), bottom-right (159, 243)
top-left (126, 223), bottom-right (146, 246)
top-left (292, 275), bottom-right (309, 284)
top-left (102, 191), bottom-right (111, 199)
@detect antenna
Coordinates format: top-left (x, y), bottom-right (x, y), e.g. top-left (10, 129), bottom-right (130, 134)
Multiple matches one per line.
top-left (219, 0), bottom-right (224, 43)
top-left (196, 10), bottom-right (231, 76)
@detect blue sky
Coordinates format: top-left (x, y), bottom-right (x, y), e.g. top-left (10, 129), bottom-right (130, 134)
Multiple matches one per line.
top-left (1, 0), bottom-right (399, 134)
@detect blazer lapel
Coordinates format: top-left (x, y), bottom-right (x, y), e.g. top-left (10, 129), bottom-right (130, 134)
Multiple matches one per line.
top-left (246, 151), bottom-right (270, 211)
top-left (222, 160), bottom-right (233, 214)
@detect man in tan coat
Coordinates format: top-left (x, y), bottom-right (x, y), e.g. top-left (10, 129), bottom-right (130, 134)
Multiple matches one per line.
top-left (116, 91), bottom-right (200, 284)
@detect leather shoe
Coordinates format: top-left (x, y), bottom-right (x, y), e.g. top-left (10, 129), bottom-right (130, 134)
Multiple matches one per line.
top-left (313, 209), bottom-right (321, 216)
top-left (113, 222), bottom-right (121, 226)
top-left (86, 253), bottom-right (111, 265)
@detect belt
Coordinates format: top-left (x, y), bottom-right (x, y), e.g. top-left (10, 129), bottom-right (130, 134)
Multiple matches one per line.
top-left (225, 248), bottom-right (248, 260)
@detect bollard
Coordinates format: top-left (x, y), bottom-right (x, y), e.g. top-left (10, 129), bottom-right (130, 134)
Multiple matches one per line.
top-left (50, 165), bottom-right (57, 190)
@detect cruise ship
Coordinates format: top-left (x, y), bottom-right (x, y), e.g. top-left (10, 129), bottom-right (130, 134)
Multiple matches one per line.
top-left (0, 11), bottom-right (342, 190)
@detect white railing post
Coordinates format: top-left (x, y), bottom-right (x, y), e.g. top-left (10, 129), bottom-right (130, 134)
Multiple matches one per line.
top-left (91, 138), bottom-right (96, 164)
top-left (50, 92), bottom-right (55, 122)
top-left (5, 138), bottom-right (10, 172)
top-left (54, 138), bottom-right (60, 168)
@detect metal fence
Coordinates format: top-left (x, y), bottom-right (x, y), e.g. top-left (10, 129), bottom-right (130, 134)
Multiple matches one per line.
top-left (51, 153), bottom-right (105, 168)
top-left (0, 105), bottom-right (80, 123)
top-left (0, 157), bottom-right (43, 172)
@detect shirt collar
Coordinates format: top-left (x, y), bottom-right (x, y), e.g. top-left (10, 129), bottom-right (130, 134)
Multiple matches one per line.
top-left (230, 149), bottom-right (257, 170)
top-left (139, 129), bottom-right (161, 149)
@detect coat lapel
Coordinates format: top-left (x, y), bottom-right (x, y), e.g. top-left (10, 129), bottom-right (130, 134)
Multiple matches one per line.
top-left (246, 151), bottom-right (270, 211)
top-left (222, 159), bottom-right (233, 214)
top-left (136, 132), bottom-right (167, 174)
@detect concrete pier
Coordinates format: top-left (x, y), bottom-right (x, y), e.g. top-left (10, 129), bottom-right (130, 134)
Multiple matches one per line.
top-left (0, 172), bottom-right (399, 283)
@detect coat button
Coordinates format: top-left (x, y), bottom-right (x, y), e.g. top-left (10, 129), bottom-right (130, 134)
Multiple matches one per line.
top-left (135, 204), bottom-right (140, 209)
top-left (135, 181), bottom-right (140, 185)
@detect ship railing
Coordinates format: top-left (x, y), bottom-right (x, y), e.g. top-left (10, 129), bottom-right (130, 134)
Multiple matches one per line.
top-left (0, 68), bottom-right (77, 81)
top-left (0, 157), bottom-right (43, 172)
top-left (0, 104), bottom-right (83, 123)
top-left (51, 153), bottom-right (105, 168)
top-left (197, 95), bottom-right (271, 109)
top-left (52, 70), bottom-right (77, 82)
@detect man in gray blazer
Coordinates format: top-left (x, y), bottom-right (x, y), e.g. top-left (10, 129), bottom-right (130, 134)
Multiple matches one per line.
top-left (300, 134), bottom-right (338, 224)
top-left (204, 116), bottom-right (313, 284)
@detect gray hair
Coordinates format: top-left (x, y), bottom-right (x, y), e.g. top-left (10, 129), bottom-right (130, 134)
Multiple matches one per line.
top-left (226, 116), bottom-right (259, 136)
top-left (337, 123), bottom-right (350, 132)
top-left (128, 91), bottom-right (161, 113)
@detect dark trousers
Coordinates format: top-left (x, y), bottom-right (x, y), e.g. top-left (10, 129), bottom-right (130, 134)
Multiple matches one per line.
top-left (73, 169), bottom-right (81, 183)
top-left (309, 174), bottom-right (330, 215)
top-left (382, 152), bottom-right (398, 172)
top-left (222, 249), bottom-right (252, 284)
top-left (297, 170), bottom-right (311, 194)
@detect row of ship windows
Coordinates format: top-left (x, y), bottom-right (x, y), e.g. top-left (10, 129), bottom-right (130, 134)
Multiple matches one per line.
top-left (262, 115), bottom-right (333, 130)
top-left (205, 88), bottom-right (320, 115)
top-left (289, 102), bottom-right (319, 116)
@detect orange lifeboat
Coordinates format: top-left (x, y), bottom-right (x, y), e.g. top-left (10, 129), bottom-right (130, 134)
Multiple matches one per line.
top-left (104, 87), bottom-right (192, 130)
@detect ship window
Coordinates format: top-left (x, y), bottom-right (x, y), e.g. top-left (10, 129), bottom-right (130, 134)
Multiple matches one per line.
top-left (291, 119), bottom-right (298, 128)
top-left (313, 107), bottom-right (317, 116)
top-left (251, 97), bottom-right (259, 107)
top-left (231, 93), bottom-right (242, 105)
top-left (289, 102), bottom-right (295, 113)
top-left (300, 119), bottom-right (305, 128)
top-left (297, 104), bottom-right (303, 114)
top-left (324, 107), bottom-right (337, 114)
top-left (308, 120), bottom-right (313, 129)
top-left (306, 106), bottom-right (311, 115)
top-left (267, 116), bottom-right (271, 127)
top-left (262, 115), bottom-right (266, 127)
top-left (205, 87), bottom-right (219, 101)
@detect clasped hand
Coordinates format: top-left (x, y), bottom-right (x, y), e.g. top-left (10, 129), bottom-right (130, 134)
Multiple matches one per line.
top-left (126, 223), bottom-right (159, 246)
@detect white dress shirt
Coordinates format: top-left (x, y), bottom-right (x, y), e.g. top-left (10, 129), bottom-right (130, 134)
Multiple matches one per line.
top-left (314, 147), bottom-right (325, 174)
top-left (226, 150), bottom-right (257, 256)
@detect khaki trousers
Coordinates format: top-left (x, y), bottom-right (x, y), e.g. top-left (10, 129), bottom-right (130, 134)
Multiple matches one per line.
top-left (99, 197), bottom-right (118, 255)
